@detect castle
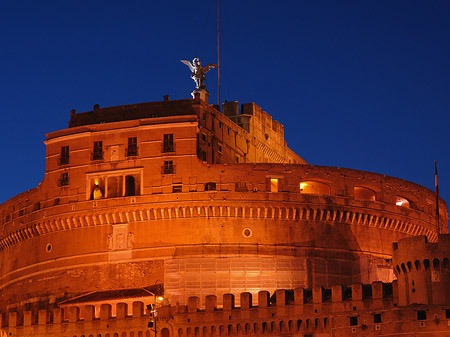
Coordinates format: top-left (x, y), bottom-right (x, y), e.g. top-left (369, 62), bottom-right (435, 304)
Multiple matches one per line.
top-left (0, 92), bottom-right (448, 336)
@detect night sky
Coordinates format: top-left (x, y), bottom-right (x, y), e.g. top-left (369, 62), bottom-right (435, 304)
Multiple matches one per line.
top-left (1, 1), bottom-right (449, 227)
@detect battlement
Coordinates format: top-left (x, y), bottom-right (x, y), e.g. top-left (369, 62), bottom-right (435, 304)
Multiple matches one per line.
top-left (3, 281), bottom-right (450, 336)
top-left (393, 234), bottom-right (450, 306)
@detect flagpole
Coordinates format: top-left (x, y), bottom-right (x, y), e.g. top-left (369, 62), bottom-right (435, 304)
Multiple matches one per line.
top-left (435, 160), bottom-right (440, 234)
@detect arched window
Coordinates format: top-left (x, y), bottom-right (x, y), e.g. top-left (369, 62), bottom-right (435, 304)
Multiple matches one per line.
top-left (395, 196), bottom-right (410, 208)
top-left (433, 258), bottom-right (440, 271)
top-left (161, 328), bottom-right (170, 337)
top-left (443, 258), bottom-right (450, 270)
top-left (354, 187), bottom-right (376, 201)
top-left (125, 175), bottom-right (136, 196)
top-left (299, 181), bottom-right (330, 195)
top-left (415, 260), bottom-right (421, 270)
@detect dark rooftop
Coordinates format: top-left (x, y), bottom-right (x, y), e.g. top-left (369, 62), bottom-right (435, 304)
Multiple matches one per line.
top-left (58, 285), bottom-right (163, 305)
top-left (68, 98), bottom-right (203, 128)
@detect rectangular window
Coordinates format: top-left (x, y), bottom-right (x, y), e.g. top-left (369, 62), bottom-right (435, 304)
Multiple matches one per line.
top-left (163, 134), bottom-right (174, 152)
top-left (373, 313), bottom-right (382, 323)
top-left (446, 309), bottom-right (450, 319)
top-left (417, 310), bottom-right (427, 320)
top-left (60, 146), bottom-right (69, 165)
top-left (163, 160), bottom-right (174, 174)
top-left (127, 137), bottom-right (138, 156)
top-left (270, 178), bottom-right (278, 192)
top-left (60, 172), bottom-right (69, 186)
top-left (93, 141), bottom-right (103, 160)
top-left (349, 316), bottom-right (358, 326)
top-left (172, 185), bottom-right (182, 193)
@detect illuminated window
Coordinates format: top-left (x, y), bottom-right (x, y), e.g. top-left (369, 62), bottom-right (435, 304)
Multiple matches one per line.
top-left (354, 187), bottom-right (376, 201)
top-left (60, 146), bottom-right (69, 165)
top-left (395, 196), bottom-right (410, 208)
top-left (92, 141), bottom-right (103, 160)
top-left (163, 134), bottom-right (174, 152)
top-left (299, 181), bottom-right (330, 195)
top-left (270, 179), bottom-right (279, 192)
top-left (127, 137), bottom-right (137, 156)
top-left (90, 177), bottom-right (105, 200)
top-left (88, 170), bottom-right (141, 200)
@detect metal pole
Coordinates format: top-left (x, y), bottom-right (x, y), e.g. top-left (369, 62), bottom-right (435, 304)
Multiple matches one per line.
top-left (217, 0), bottom-right (220, 109)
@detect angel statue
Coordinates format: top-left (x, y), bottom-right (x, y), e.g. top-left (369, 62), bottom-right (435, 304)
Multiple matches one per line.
top-left (181, 57), bottom-right (218, 90)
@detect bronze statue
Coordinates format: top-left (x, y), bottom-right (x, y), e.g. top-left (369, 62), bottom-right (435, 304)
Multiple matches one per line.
top-left (181, 57), bottom-right (218, 90)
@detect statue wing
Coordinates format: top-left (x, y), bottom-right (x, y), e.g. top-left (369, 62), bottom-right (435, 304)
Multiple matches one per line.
top-left (181, 60), bottom-right (194, 72)
top-left (205, 64), bottom-right (218, 72)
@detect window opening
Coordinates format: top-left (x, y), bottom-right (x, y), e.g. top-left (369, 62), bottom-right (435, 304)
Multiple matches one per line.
top-left (60, 146), bottom-right (69, 165)
top-left (349, 316), bottom-right (358, 326)
top-left (395, 196), bottom-right (410, 208)
top-left (270, 179), bottom-right (278, 192)
top-left (354, 186), bottom-right (376, 201)
top-left (163, 160), bottom-right (174, 174)
top-left (127, 137), bottom-right (137, 156)
top-left (93, 141), bottom-right (103, 160)
top-left (417, 310), bottom-right (426, 320)
top-left (373, 313), bottom-right (382, 323)
top-left (60, 172), bottom-right (69, 186)
top-left (125, 175), bottom-right (136, 196)
top-left (172, 185), bottom-right (182, 193)
top-left (107, 176), bottom-right (123, 198)
top-left (299, 181), bottom-right (330, 195)
top-left (205, 182), bottom-right (217, 191)
top-left (163, 134), bottom-right (174, 152)
top-left (90, 178), bottom-right (105, 200)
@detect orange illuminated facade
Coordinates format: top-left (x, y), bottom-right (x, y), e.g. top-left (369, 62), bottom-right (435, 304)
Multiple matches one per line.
top-left (0, 94), bottom-right (447, 336)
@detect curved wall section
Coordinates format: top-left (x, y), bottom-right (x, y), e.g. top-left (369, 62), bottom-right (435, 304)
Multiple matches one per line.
top-left (0, 98), bottom-right (447, 310)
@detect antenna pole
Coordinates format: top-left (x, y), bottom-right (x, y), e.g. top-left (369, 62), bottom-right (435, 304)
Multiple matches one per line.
top-left (217, 0), bottom-right (220, 109)
top-left (435, 160), bottom-right (440, 234)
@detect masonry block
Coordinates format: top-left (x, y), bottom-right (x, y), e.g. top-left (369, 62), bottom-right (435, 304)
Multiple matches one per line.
top-left (38, 309), bottom-right (49, 325)
top-left (188, 296), bottom-right (200, 313)
top-left (133, 301), bottom-right (144, 318)
top-left (68, 307), bottom-right (80, 323)
top-left (313, 287), bottom-right (323, 304)
top-left (23, 311), bottom-right (32, 326)
top-left (8, 311), bottom-right (17, 327)
top-left (100, 304), bottom-right (112, 320)
top-left (223, 294), bottom-right (235, 310)
top-left (116, 303), bottom-right (128, 319)
top-left (53, 308), bottom-right (63, 323)
top-left (258, 291), bottom-right (270, 307)
top-left (84, 305), bottom-right (95, 321)
top-left (372, 281), bottom-right (383, 299)
top-left (294, 288), bottom-right (304, 304)
top-left (240, 292), bottom-right (252, 309)
top-left (205, 295), bottom-right (217, 312)
top-left (352, 284), bottom-right (363, 301)
top-left (276, 289), bottom-right (286, 306)
top-left (332, 285), bottom-right (343, 302)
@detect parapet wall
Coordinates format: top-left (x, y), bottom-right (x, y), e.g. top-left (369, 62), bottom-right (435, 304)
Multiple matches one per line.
top-left (3, 281), bottom-right (450, 337)
top-left (393, 234), bottom-right (450, 306)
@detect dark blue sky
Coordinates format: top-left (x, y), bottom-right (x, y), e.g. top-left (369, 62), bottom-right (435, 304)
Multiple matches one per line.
top-left (1, 1), bottom-right (449, 223)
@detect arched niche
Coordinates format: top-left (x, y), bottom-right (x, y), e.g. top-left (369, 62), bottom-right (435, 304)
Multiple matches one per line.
top-left (354, 186), bottom-right (376, 201)
top-left (299, 181), bottom-right (331, 195)
top-left (395, 196), bottom-right (410, 208)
